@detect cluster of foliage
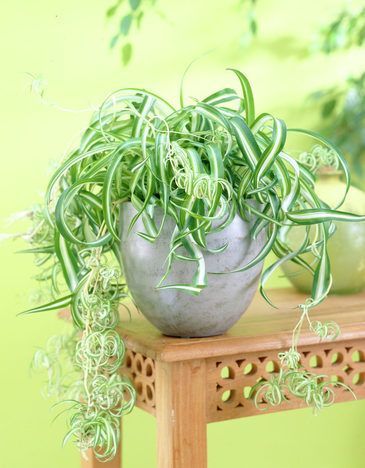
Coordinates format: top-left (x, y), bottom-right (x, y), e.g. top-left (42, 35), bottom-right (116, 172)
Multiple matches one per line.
top-left (107, 0), bottom-right (157, 65)
top-left (21, 70), bottom-right (365, 458)
top-left (310, 4), bottom-right (365, 186)
top-left (312, 73), bottom-right (365, 188)
top-left (252, 300), bottom-right (355, 412)
top-left (298, 144), bottom-right (340, 174)
top-left (314, 5), bottom-right (365, 53)
top-left (106, 0), bottom-right (259, 65)
top-left (105, 1), bottom-right (365, 66)
top-left (32, 332), bottom-right (80, 399)
top-left (105, 1), bottom-right (365, 65)
top-left (20, 206), bottom-right (136, 461)
top-left (239, 0), bottom-right (259, 44)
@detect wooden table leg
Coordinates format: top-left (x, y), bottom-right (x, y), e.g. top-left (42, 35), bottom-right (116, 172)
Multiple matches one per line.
top-left (80, 420), bottom-right (122, 468)
top-left (155, 359), bottom-right (207, 468)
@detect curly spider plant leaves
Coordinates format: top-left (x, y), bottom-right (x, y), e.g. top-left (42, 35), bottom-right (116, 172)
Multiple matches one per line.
top-left (102, 139), bottom-right (142, 240)
top-left (19, 69), bottom-right (365, 459)
top-left (55, 181), bottom-right (112, 248)
top-left (228, 68), bottom-right (255, 124)
top-left (251, 366), bottom-right (355, 414)
top-left (289, 128), bottom-right (351, 209)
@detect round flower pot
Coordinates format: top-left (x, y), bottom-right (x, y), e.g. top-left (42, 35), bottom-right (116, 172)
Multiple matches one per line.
top-left (120, 203), bottom-right (266, 338)
top-left (282, 172), bottom-right (365, 295)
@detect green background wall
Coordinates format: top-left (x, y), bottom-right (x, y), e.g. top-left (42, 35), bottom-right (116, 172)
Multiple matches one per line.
top-left (1, 1), bottom-right (365, 467)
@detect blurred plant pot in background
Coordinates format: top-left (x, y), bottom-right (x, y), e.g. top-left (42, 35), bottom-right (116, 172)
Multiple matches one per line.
top-left (282, 172), bottom-right (365, 295)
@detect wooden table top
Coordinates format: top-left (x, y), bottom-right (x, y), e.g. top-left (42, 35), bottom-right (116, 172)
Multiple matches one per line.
top-left (118, 288), bottom-right (365, 362)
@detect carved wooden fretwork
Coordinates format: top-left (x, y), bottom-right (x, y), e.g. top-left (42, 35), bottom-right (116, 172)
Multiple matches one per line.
top-left (82, 290), bottom-right (365, 467)
top-left (121, 349), bottom-right (156, 415)
top-left (206, 339), bottom-right (365, 422)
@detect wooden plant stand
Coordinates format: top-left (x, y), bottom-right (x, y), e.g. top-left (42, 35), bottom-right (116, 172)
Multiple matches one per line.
top-left (82, 288), bottom-right (365, 468)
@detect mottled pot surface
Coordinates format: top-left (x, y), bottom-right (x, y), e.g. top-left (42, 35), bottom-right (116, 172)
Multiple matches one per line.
top-left (120, 203), bottom-right (266, 337)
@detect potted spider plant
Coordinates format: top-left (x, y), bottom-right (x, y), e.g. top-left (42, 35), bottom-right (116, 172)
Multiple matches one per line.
top-left (17, 69), bottom-right (365, 461)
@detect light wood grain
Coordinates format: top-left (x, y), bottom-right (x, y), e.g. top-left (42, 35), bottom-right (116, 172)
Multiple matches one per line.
top-left (155, 359), bottom-right (207, 468)
top-left (81, 448), bottom-right (121, 468)
top-left (121, 349), bottom-right (156, 416)
top-left (77, 289), bottom-right (365, 468)
top-left (80, 421), bottom-right (122, 468)
top-left (118, 288), bottom-right (365, 362)
top-left (206, 338), bottom-right (365, 422)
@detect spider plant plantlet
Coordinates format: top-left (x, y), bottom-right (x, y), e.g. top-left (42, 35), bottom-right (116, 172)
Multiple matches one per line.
top-left (19, 69), bottom-right (365, 460)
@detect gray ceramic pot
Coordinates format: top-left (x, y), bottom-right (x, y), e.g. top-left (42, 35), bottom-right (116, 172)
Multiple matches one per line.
top-left (120, 203), bottom-right (266, 337)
